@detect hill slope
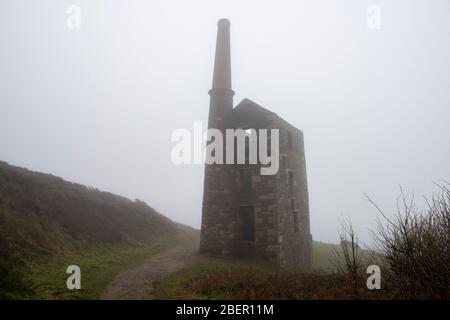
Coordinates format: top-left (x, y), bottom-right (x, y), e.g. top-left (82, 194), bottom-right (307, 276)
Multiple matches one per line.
top-left (0, 161), bottom-right (181, 255)
top-left (0, 161), bottom-right (194, 299)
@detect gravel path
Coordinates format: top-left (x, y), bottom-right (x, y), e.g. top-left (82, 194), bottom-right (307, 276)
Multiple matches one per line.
top-left (100, 239), bottom-right (198, 300)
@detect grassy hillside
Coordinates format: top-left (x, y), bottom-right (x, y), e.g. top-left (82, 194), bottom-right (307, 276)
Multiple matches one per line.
top-left (0, 160), bottom-right (357, 300)
top-left (312, 241), bottom-right (342, 271)
top-left (0, 161), bottom-right (194, 299)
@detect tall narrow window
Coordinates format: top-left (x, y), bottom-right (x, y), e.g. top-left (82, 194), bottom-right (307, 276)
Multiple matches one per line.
top-left (288, 170), bottom-right (294, 192)
top-left (239, 206), bottom-right (255, 241)
top-left (240, 170), bottom-right (252, 190)
top-left (290, 198), bottom-right (299, 232)
top-left (292, 211), bottom-right (299, 233)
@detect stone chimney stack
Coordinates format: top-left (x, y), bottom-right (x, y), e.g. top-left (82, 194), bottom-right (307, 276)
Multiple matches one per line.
top-left (212, 19), bottom-right (232, 91)
top-left (200, 19), bottom-right (236, 256)
top-left (208, 18), bottom-right (234, 122)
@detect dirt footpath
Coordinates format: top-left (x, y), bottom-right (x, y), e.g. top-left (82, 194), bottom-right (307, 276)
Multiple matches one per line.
top-left (100, 239), bottom-right (198, 300)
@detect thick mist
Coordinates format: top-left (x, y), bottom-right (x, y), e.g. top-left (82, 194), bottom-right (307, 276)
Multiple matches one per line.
top-left (1, 0), bottom-right (449, 244)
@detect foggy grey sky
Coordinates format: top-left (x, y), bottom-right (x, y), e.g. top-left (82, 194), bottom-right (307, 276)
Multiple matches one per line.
top-left (1, 0), bottom-right (449, 244)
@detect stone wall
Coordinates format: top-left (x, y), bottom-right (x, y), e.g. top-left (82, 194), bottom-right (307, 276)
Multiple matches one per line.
top-left (200, 100), bottom-right (312, 270)
top-left (275, 117), bottom-right (312, 270)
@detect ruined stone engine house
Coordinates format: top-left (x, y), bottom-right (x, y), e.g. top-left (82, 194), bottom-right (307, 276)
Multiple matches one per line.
top-left (200, 19), bottom-right (312, 269)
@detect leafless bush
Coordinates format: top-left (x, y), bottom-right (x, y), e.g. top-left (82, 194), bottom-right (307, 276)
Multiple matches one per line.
top-left (367, 183), bottom-right (450, 299)
top-left (333, 216), bottom-right (364, 296)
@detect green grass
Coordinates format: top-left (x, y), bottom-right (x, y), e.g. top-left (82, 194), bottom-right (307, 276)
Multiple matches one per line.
top-left (20, 234), bottom-right (361, 299)
top-left (28, 229), bottom-right (197, 300)
top-left (155, 241), bottom-right (348, 300)
top-left (0, 160), bottom-right (195, 299)
top-left (152, 240), bottom-right (382, 300)
top-left (154, 253), bottom-right (276, 300)
top-left (155, 268), bottom-right (352, 300)
top-left (312, 241), bottom-right (341, 271)
top-left (20, 235), bottom-right (372, 300)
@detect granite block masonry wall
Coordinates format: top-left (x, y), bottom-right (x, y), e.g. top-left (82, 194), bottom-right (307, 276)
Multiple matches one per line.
top-left (234, 163), bottom-right (280, 262)
top-left (200, 164), bottom-right (237, 256)
top-left (200, 107), bottom-right (312, 270)
top-left (274, 117), bottom-right (312, 270)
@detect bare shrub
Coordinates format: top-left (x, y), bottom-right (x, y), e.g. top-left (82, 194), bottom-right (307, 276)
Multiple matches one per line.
top-left (367, 183), bottom-right (450, 299)
top-left (332, 217), bottom-right (364, 296)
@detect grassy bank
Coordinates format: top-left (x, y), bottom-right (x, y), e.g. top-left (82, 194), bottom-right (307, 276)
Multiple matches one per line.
top-left (26, 228), bottom-right (198, 300)
top-left (0, 161), bottom-right (197, 299)
top-left (154, 253), bottom-right (276, 300)
top-left (153, 240), bottom-right (359, 300)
